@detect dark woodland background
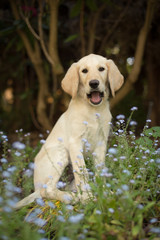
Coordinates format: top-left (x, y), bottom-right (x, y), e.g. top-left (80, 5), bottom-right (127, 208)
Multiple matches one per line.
top-left (0, 0), bottom-right (160, 135)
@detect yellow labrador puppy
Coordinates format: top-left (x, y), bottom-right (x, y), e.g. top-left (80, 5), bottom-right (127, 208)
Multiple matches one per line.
top-left (14, 54), bottom-right (124, 209)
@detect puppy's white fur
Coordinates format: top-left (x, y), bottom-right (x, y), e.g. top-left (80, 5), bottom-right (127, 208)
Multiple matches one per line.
top-left (14, 54), bottom-right (124, 209)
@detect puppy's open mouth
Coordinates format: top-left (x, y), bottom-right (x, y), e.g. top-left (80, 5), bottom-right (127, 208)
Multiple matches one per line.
top-left (87, 91), bottom-right (104, 105)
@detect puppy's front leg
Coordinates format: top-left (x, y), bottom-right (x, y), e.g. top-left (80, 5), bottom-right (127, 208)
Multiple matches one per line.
top-left (94, 141), bottom-right (107, 168)
top-left (68, 138), bottom-right (91, 202)
top-left (69, 139), bottom-right (89, 188)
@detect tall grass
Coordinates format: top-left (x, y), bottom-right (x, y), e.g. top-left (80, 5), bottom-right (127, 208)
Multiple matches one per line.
top-left (0, 108), bottom-right (160, 240)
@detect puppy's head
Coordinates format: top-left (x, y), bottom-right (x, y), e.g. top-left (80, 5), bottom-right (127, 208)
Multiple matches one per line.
top-left (61, 54), bottom-right (124, 106)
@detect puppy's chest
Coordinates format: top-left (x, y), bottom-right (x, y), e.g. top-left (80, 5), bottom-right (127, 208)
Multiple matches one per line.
top-left (82, 118), bottom-right (107, 146)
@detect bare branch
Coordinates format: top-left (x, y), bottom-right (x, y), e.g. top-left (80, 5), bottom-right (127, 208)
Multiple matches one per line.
top-left (18, 1), bottom-right (54, 65)
top-left (87, 3), bottom-right (106, 54)
top-left (98, 0), bottom-right (131, 54)
top-left (19, 6), bottom-right (40, 40)
top-left (10, 0), bottom-right (36, 61)
top-left (110, 0), bottom-right (157, 109)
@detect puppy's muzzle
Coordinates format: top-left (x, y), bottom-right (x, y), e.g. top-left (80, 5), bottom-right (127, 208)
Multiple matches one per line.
top-left (87, 80), bottom-right (104, 105)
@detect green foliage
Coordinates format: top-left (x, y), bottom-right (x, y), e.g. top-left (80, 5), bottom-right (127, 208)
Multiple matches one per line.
top-left (144, 126), bottom-right (160, 138)
top-left (86, 0), bottom-right (98, 11)
top-left (0, 20), bottom-right (24, 36)
top-left (64, 34), bottom-right (78, 43)
top-left (0, 209), bottom-right (41, 240)
top-left (70, 0), bottom-right (82, 18)
top-left (0, 112), bottom-right (160, 239)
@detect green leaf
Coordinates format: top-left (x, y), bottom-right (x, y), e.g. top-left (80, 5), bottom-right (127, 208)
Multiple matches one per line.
top-left (13, 20), bottom-right (22, 26)
top-left (135, 136), bottom-right (153, 147)
top-left (64, 34), bottom-right (78, 43)
top-left (70, 0), bottom-right (82, 17)
top-left (132, 225), bottom-right (141, 237)
top-left (16, 40), bottom-right (24, 52)
top-left (143, 201), bottom-right (155, 211)
top-left (86, 0), bottom-right (97, 11)
top-left (5, 36), bottom-right (17, 52)
top-left (144, 126), bottom-right (160, 138)
top-left (87, 214), bottom-right (97, 223)
top-left (0, 20), bottom-right (24, 36)
top-left (0, 26), bottom-right (16, 36)
top-left (111, 219), bottom-right (123, 226)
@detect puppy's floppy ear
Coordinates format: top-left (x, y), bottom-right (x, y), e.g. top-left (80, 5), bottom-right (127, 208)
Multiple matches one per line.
top-left (106, 59), bottom-right (124, 97)
top-left (61, 63), bottom-right (79, 98)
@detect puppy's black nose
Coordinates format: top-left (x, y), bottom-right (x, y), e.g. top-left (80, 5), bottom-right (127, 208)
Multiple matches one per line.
top-left (89, 80), bottom-right (99, 89)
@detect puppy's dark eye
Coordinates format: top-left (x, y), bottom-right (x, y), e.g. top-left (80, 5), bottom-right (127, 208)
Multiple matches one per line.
top-left (99, 67), bottom-right (105, 72)
top-left (82, 68), bottom-right (88, 73)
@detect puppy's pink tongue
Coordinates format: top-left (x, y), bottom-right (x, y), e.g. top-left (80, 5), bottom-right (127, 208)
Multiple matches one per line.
top-left (91, 92), bottom-right (101, 104)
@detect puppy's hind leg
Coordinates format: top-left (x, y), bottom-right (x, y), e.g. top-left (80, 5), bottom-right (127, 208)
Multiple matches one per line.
top-left (37, 146), bottom-right (79, 204)
top-left (40, 177), bottom-right (79, 204)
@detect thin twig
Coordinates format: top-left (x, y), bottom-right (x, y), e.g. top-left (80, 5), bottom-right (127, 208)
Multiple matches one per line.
top-left (98, 0), bottom-right (131, 54)
top-left (19, 4), bottom-right (40, 40)
top-left (19, 0), bottom-right (54, 65)
top-left (38, 1), bottom-right (54, 65)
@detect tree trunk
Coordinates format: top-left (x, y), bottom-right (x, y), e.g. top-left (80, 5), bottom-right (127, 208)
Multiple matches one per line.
top-left (10, 0), bottom-right (53, 130)
top-left (33, 47), bottom-right (53, 131)
top-left (48, 0), bottom-right (64, 78)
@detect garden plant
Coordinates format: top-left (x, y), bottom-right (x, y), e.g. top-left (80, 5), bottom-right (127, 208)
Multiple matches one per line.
top-left (0, 107), bottom-right (160, 240)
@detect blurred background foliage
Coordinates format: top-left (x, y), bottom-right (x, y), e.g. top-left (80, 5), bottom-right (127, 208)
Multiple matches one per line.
top-left (0, 0), bottom-right (159, 134)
